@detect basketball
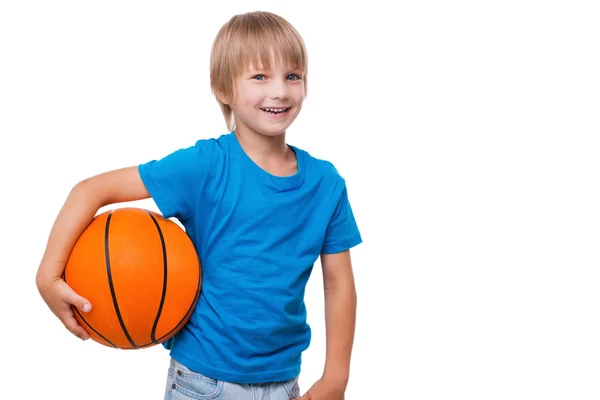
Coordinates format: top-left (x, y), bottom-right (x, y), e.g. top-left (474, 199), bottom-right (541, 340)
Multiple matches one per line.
top-left (64, 207), bottom-right (201, 349)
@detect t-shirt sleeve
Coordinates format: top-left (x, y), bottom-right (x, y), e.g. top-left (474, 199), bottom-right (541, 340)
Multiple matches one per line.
top-left (137, 140), bottom-right (210, 221)
top-left (321, 185), bottom-right (363, 254)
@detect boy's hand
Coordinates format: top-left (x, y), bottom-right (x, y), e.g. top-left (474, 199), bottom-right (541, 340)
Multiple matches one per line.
top-left (293, 377), bottom-right (345, 400)
top-left (37, 276), bottom-right (92, 341)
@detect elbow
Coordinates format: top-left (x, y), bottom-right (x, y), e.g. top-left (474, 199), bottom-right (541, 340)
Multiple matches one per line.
top-left (324, 278), bottom-right (357, 299)
top-left (71, 178), bottom-right (109, 208)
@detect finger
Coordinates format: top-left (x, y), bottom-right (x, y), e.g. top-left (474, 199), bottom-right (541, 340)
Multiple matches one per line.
top-left (63, 313), bottom-right (90, 341)
top-left (62, 282), bottom-right (92, 313)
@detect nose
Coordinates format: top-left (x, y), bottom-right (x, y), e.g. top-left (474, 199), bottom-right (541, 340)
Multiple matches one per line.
top-left (268, 77), bottom-right (289, 100)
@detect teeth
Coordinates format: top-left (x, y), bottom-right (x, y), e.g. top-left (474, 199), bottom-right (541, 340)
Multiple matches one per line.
top-left (262, 107), bottom-right (288, 113)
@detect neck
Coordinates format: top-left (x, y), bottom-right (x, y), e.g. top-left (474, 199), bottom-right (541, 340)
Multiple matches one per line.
top-left (234, 126), bottom-right (290, 160)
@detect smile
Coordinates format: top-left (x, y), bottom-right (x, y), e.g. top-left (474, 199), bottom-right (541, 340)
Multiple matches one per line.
top-left (260, 107), bottom-right (290, 116)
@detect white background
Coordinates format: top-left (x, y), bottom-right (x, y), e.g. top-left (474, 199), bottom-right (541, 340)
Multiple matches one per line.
top-left (1, 1), bottom-right (599, 399)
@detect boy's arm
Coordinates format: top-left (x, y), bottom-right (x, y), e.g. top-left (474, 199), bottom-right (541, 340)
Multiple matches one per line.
top-left (297, 250), bottom-right (357, 399)
top-left (321, 249), bottom-right (357, 388)
top-left (36, 166), bottom-right (150, 340)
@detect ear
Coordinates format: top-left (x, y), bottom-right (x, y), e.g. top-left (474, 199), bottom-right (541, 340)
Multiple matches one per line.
top-left (215, 89), bottom-right (232, 106)
top-left (216, 94), bottom-right (229, 106)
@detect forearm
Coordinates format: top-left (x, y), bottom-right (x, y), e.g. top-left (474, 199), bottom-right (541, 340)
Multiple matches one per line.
top-left (36, 167), bottom-right (150, 288)
top-left (322, 277), bottom-right (357, 387)
top-left (36, 181), bottom-right (104, 285)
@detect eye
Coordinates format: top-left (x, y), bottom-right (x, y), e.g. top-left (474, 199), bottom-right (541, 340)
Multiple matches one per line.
top-left (287, 74), bottom-right (302, 81)
top-left (253, 75), bottom-right (266, 81)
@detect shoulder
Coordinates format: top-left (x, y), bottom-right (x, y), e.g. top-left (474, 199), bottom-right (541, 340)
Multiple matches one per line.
top-left (169, 133), bottom-right (229, 162)
top-left (139, 133), bottom-right (232, 177)
top-left (191, 134), bottom-right (226, 154)
top-left (295, 146), bottom-right (346, 187)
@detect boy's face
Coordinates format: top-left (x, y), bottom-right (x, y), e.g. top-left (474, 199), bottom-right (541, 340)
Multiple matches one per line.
top-left (230, 56), bottom-right (305, 138)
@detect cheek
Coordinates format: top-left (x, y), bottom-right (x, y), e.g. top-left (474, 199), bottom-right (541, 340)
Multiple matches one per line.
top-left (291, 83), bottom-right (306, 99)
top-left (292, 90), bottom-right (305, 104)
top-left (239, 90), bottom-right (261, 107)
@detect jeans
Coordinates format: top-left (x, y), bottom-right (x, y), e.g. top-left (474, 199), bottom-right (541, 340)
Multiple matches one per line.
top-left (164, 357), bottom-right (301, 400)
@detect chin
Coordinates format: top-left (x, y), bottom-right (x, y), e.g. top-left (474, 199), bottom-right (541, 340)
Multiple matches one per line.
top-left (259, 129), bottom-right (287, 137)
top-left (252, 123), bottom-right (290, 137)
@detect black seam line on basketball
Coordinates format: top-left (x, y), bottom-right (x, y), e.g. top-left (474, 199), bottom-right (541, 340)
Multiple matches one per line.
top-left (73, 308), bottom-right (118, 348)
top-left (105, 210), bottom-right (139, 349)
top-left (145, 210), bottom-right (168, 344)
top-left (63, 272), bottom-right (117, 348)
top-left (157, 257), bottom-right (201, 343)
top-left (134, 341), bottom-right (158, 348)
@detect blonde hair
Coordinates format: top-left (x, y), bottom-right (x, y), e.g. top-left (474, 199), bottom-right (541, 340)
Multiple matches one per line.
top-left (210, 11), bottom-right (308, 131)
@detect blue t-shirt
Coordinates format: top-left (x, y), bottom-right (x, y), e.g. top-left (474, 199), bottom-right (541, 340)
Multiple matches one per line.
top-left (138, 132), bottom-right (362, 383)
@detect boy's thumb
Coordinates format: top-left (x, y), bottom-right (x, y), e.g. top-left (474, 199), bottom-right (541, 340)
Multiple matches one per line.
top-left (69, 292), bottom-right (92, 313)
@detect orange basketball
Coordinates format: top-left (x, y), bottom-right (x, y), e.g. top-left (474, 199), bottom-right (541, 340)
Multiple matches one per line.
top-left (64, 207), bottom-right (201, 349)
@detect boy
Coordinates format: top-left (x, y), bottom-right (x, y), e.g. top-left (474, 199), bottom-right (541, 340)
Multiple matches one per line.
top-left (36, 11), bottom-right (361, 400)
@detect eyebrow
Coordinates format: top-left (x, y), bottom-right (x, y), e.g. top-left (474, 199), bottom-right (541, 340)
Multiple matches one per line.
top-left (248, 66), bottom-right (304, 74)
